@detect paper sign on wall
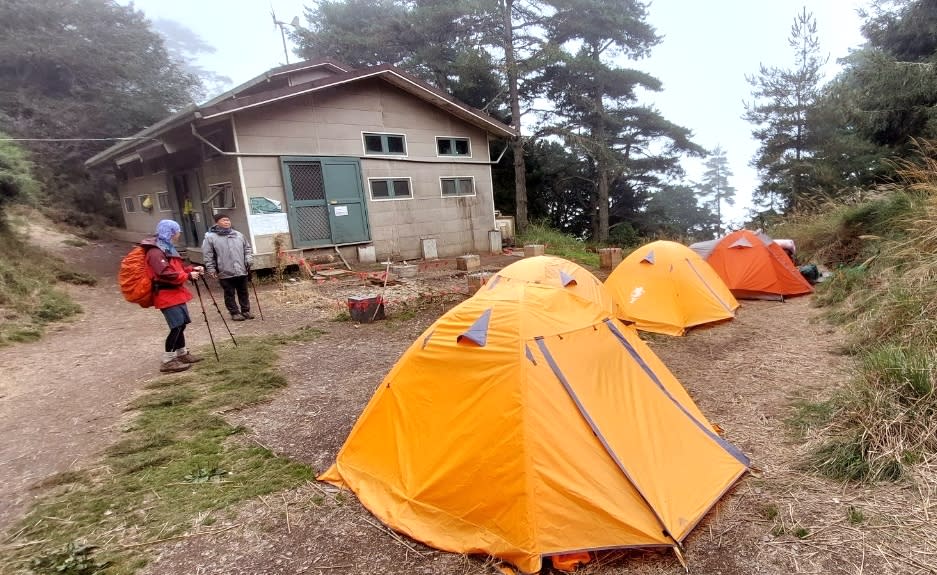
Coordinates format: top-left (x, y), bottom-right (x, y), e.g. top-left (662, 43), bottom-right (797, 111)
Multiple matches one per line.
top-left (249, 213), bottom-right (290, 235)
top-left (334, 205), bottom-right (349, 216)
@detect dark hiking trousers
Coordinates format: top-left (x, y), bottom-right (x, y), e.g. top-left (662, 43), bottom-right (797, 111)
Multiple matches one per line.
top-left (219, 275), bottom-right (250, 316)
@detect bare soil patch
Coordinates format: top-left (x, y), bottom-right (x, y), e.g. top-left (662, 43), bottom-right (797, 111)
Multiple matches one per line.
top-left (2, 233), bottom-right (935, 575)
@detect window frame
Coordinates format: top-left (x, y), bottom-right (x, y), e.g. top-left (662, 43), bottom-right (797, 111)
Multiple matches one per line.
top-left (156, 191), bottom-right (172, 212)
top-left (439, 176), bottom-right (476, 198)
top-left (435, 136), bottom-right (472, 158)
top-left (361, 131), bottom-right (408, 157)
top-left (206, 182), bottom-right (236, 210)
top-left (368, 177), bottom-right (414, 201)
top-left (123, 196), bottom-right (136, 213)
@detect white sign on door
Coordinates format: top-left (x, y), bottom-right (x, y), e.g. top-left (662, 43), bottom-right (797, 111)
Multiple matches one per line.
top-left (334, 205), bottom-right (349, 216)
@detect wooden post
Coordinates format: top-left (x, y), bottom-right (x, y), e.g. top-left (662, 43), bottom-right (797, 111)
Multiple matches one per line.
top-left (599, 248), bottom-right (623, 270)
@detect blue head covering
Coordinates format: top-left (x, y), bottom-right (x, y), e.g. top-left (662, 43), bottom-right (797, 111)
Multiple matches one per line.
top-left (155, 219), bottom-right (181, 256)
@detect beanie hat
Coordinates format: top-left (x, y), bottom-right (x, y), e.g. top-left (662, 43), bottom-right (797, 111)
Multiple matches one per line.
top-left (213, 213), bottom-right (229, 222)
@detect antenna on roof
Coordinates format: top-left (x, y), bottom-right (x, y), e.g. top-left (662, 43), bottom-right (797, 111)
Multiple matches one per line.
top-left (270, 6), bottom-right (299, 65)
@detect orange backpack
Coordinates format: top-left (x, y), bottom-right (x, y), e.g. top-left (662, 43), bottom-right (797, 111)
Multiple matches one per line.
top-left (118, 245), bottom-right (154, 307)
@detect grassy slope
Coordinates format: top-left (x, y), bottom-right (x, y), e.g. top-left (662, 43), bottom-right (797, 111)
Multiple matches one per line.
top-left (773, 159), bottom-right (937, 482)
top-left (0, 213), bottom-right (95, 346)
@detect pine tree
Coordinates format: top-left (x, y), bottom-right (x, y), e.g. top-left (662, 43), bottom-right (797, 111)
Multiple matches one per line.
top-left (539, 0), bottom-right (701, 241)
top-left (743, 8), bottom-right (827, 212)
top-left (698, 146), bottom-right (736, 234)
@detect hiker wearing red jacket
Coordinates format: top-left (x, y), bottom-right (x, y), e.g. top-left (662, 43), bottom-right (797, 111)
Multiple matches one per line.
top-left (141, 219), bottom-right (205, 373)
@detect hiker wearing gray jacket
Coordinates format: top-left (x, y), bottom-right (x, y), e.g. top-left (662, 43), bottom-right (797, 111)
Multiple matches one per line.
top-left (202, 214), bottom-right (254, 320)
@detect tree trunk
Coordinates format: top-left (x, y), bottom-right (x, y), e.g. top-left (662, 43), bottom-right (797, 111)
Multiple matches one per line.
top-left (591, 65), bottom-right (609, 242)
top-left (502, 0), bottom-right (528, 232)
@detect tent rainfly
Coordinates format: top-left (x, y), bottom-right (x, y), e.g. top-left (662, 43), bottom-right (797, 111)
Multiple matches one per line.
top-left (605, 240), bottom-right (739, 336)
top-left (320, 278), bottom-right (749, 573)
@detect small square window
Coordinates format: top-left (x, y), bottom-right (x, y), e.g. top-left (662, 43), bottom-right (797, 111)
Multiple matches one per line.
top-left (441, 177), bottom-right (475, 197)
top-left (437, 137), bottom-right (471, 157)
top-left (392, 179), bottom-right (411, 197)
top-left (387, 136), bottom-right (405, 154)
top-left (362, 132), bottom-right (407, 156)
top-left (124, 196), bottom-right (136, 212)
top-left (364, 135), bottom-right (384, 154)
top-left (208, 182), bottom-right (235, 209)
top-left (157, 191), bottom-right (171, 211)
top-left (369, 178), bottom-right (412, 200)
top-left (371, 180), bottom-right (390, 198)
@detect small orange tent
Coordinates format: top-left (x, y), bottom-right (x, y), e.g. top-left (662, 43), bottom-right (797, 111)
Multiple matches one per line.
top-left (320, 279), bottom-right (749, 573)
top-left (690, 230), bottom-right (813, 300)
top-left (605, 240), bottom-right (739, 336)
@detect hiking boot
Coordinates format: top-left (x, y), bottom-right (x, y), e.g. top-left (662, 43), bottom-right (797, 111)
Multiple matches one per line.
top-left (241, 311), bottom-right (255, 320)
top-left (231, 313), bottom-right (245, 321)
top-left (176, 352), bottom-right (203, 364)
top-left (160, 358), bottom-right (192, 373)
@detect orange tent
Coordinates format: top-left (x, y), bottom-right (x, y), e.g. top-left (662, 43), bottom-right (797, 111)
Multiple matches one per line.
top-left (485, 254), bottom-right (616, 314)
top-left (320, 280), bottom-right (749, 573)
top-left (605, 240), bottom-right (739, 336)
top-left (690, 230), bottom-right (813, 300)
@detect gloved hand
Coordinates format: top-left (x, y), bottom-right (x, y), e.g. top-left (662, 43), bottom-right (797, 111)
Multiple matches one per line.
top-left (193, 265), bottom-right (205, 273)
top-left (246, 266), bottom-right (252, 280)
top-left (208, 272), bottom-right (217, 280)
top-left (190, 270), bottom-right (201, 281)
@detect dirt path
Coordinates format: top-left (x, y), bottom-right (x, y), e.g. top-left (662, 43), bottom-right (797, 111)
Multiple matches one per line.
top-left (0, 232), bottom-right (305, 532)
top-left (2, 233), bottom-right (935, 574)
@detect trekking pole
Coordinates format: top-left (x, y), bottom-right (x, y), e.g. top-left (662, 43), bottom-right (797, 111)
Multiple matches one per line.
top-left (199, 275), bottom-right (238, 347)
top-left (247, 270), bottom-right (265, 321)
top-left (191, 278), bottom-right (220, 361)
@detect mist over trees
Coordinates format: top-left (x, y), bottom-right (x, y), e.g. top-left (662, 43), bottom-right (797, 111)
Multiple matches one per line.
top-left (0, 0), bottom-right (202, 225)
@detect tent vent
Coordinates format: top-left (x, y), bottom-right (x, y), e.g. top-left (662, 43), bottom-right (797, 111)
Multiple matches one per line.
top-left (457, 309), bottom-right (492, 347)
top-left (560, 271), bottom-right (578, 286)
top-left (729, 237), bottom-right (753, 249)
top-left (525, 344), bottom-right (537, 365)
top-left (641, 250), bottom-right (655, 264)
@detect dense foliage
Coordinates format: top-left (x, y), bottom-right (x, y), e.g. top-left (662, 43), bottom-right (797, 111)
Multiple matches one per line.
top-left (0, 0), bottom-right (201, 225)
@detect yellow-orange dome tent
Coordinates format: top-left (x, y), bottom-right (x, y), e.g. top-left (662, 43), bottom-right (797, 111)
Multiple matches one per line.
top-left (484, 254), bottom-right (616, 314)
top-left (605, 240), bottom-right (739, 336)
top-left (320, 278), bottom-right (749, 573)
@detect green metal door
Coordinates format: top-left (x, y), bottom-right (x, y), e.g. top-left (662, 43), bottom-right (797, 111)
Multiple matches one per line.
top-left (281, 157), bottom-right (370, 248)
top-left (323, 159), bottom-right (369, 244)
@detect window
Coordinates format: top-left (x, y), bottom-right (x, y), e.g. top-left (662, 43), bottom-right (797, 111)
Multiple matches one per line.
top-left (369, 178), bottom-right (412, 200)
top-left (437, 137), bottom-right (471, 157)
top-left (440, 177), bottom-right (475, 197)
top-left (124, 196), bottom-right (136, 213)
top-left (138, 195), bottom-right (153, 212)
top-left (157, 191), bottom-right (171, 212)
top-left (207, 182), bottom-right (236, 209)
top-left (362, 132), bottom-right (406, 156)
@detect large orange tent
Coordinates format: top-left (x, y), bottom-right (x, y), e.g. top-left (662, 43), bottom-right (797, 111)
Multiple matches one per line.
top-left (690, 230), bottom-right (813, 300)
top-left (605, 240), bottom-right (739, 336)
top-left (320, 279), bottom-right (749, 573)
